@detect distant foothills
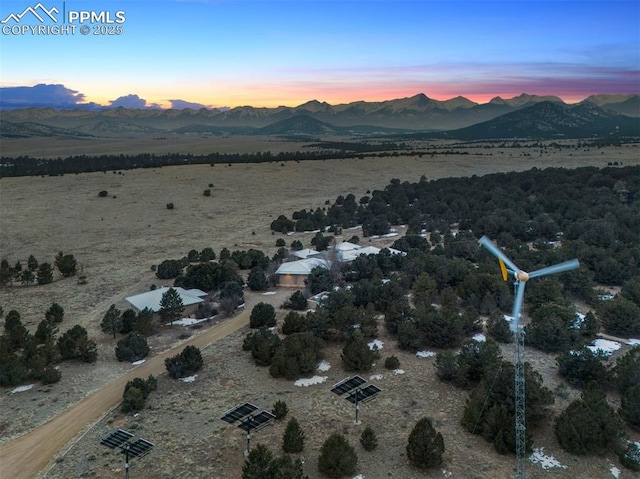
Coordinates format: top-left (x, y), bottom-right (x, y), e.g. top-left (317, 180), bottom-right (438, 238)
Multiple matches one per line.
top-left (1, 93), bottom-right (639, 138)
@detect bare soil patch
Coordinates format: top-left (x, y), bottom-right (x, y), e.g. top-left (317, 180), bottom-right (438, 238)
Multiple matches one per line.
top-left (1, 147), bottom-right (639, 478)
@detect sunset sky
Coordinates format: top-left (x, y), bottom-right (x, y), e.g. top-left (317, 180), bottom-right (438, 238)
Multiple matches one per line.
top-left (0, 0), bottom-right (638, 109)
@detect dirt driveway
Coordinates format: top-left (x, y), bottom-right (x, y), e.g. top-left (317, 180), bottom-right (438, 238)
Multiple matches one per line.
top-left (0, 289), bottom-right (289, 479)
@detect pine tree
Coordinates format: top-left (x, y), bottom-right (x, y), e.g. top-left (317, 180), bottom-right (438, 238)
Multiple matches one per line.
top-left (555, 382), bottom-right (624, 455)
top-left (242, 444), bottom-right (279, 479)
top-left (45, 303), bottom-right (64, 323)
top-left (100, 304), bottom-right (122, 338)
top-left (27, 255), bottom-right (38, 272)
top-left (619, 384), bottom-right (640, 429)
top-left (486, 310), bottom-right (513, 343)
top-left (461, 360), bottom-right (553, 454)
top-left (317, 433), bottom-right (357, 478)
top-left (36, 262), bottom-right (53, 284)
top-left (406, 417), bottom-right (444, 469)
top-left (247, 266), bottom-right (268, 291)
top-left (159, 287), bottom-right (184, 326)
top-left (282, 417), bottom-right (305, 453)
top-left (360, 426), bottom-right (378, 451)
top-left (54, 252), bottom-right (77, 277)
top-left (250, 302), bottom-right (276, 328)
top-left (341, 330), bottom-right (376, 372)
top-left (275, 455), bottom-right (308, 479)
top-left (272, 400), bottom-right (288, 420)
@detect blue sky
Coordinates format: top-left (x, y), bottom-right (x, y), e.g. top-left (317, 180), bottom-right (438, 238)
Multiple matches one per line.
top-left (0, 0), bottom-right (638, 108)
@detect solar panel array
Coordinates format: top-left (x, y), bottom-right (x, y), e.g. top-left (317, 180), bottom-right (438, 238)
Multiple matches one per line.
top-left (237, 411), bottom-right (276, 432)
top-left (345, 384), bottom-right (382, 404)
top-left (100, 429), bottom-right (134, 449)
top-left (330, 375), bottom-right (366, 396)
top-left (220, 402), bottom-right (258, 424)
top-left (123, 438), bottom-right (155, 459)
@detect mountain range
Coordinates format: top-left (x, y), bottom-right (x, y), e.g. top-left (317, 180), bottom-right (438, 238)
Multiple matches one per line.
top-left (1, 93), bottom-right (638, 140)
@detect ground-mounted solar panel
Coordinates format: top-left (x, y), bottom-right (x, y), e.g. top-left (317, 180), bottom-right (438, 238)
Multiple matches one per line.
top-left (330, 375), bottom-right (366, 396)
top-left (100, 429), bottom-right (134, 449)
top-left (220, 402), bottom-right (259, 424)
top-left (124, 438), bottom-right (155, 458)
top-left (237, 411), bottom-right (276, 432)
top-left (345, 384), bottom-right (381, 404)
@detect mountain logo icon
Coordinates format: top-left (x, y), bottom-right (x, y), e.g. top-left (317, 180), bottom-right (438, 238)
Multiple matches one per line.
top-left (1, 3), bottom-right (59, 23)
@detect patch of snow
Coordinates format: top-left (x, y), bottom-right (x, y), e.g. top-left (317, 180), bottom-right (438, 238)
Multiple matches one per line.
top-left (317, 361), bottom-right (331, 372)
top-left (180, 375), bottom-right (197, 383)
top-left (132, 359), bottom-right (146, 366)
top-left (11, 384), bottom-right (34, 394)
top-left (352, 475), bottom-right (365, 479)
top-left (609, 464), bottom-right (621, 478)
top-left (393, 369), bottom-right (405, 375)
top-left (286, 231), bottom-right (294, 236)
top-left (441, 470), bottom-right (453, 478)
top-left (262, 291), bottom-right (276, 295)
top-left (382, 233), bottom-right (399, 238)
top-left (529, 447), bottom-right (567, 470)
top-left (168, 316), bottom-right (214, 326)
top-left (472, 333), bottom-right (486, 342)
top-left (306, 308), bottom-right (315, 313)
top-left (588, 339), bottom-right (621, 356)
top-left (294, 376), bottom-right (327, 387)
top-left (347, 225), bottom-right (362, 230)
top-left (370, 374), bottom-right (384, 380)
top-left (368, 339), bottom-right (384, 351)
top-left (503, 314), bottom-right (514, 323)
top-left (238, 303), bottom-right (246, 309)
top-left (627, 339), bottom-right (640, 346)
top-left (416, 351), bottom-right (436, 358)
top-left (572, 313), bottom-right (585, 329)
top-left (381, 278), bottom-right (391, 284)
top-left (598, 293), bottom-right (615, 301)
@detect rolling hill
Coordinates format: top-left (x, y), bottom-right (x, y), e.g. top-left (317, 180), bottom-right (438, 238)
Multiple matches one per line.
top-left (437, 101), bottom-right (640, 140)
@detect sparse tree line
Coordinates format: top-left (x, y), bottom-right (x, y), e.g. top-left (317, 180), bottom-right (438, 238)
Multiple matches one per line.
top-left (270, 165), bottom-right (639, 285)
top-left (0, 150), bottom-right (347, 177)
top-left (0, 252), bottom-right (77, 287)
top-left (0, 304), bottom-right (97, 387)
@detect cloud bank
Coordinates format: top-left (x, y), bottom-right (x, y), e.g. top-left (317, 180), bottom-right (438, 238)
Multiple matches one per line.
top-left (0, 84), bottom-right (99, 109)
top-left (0, 84), bottom-right (214, 110)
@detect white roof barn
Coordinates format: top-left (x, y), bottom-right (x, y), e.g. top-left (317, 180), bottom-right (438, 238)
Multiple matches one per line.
top-left (275, 257), bottom-right (330, 287)
top-left (274, 241), bottom-right (405, 287)
top-left (125, 287), bottom-right (206, 312)
top-left (291, 248), bottom-right (323, 259)
top-left (275, 257), bottom-right (330, 275)
top-left (335, 242), bottom-right (406, 262)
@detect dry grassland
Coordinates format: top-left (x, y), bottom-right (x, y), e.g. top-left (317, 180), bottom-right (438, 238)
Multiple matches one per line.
top-left (1, 144), bottom-right (639, 479)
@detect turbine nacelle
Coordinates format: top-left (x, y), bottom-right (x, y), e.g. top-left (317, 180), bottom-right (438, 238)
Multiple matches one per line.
top-left (478, 235), bottom-right (580, 332)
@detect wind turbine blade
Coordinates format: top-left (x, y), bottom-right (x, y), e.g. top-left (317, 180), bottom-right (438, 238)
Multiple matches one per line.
top-left (499, 258), bottom-right (508, 281)
top-left (478, 236), bottom-right (520, 273)
top-left (529, 259), bottom-right (580, 279)
top-left (511, 281), bottom-right (526, 333)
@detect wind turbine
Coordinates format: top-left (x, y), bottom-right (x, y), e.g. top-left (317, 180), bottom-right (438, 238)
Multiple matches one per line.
top-left (478, 236), bottom-right (579, 479)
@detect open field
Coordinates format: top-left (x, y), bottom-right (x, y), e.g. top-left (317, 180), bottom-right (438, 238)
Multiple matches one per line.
top-left (0, 136), bottom-right (318, 158)
top-left (1, 144), bottom-right (639, 478)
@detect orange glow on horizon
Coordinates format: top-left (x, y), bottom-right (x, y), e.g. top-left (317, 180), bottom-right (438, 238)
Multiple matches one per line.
top-left (81, 88), bottom-right (603, 110)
